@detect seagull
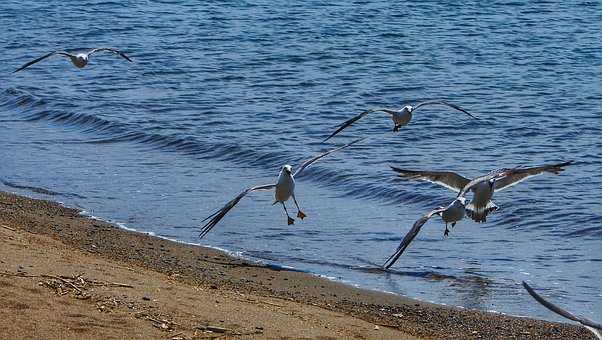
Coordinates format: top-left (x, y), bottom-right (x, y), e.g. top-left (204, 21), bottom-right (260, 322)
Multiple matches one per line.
top-left (323, 100), bottom-right (478, 141)
top-left (13, 48), bottom-right (133, 73)
top-left (382, 169), bottom-right (511, 269)
top-left (522, 281), bottom-right (601, 339)
top-left (199, 139), bottom-right (363, 239)
top-left (391, 161), bottom-right (574, 223)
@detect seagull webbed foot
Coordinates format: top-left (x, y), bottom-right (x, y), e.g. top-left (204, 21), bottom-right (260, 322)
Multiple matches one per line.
top-left (297, 211), bottom-right (307, 219)
top-left (393, 125), bottom-right (401, 132)
top-left (287, 217), bottom-right (295, 225)
top-left (444, 227), bottom-right (450, 237)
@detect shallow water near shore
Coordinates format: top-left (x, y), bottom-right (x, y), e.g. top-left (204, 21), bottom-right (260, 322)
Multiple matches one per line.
top-left (1, 1), bottom-right (601, 322)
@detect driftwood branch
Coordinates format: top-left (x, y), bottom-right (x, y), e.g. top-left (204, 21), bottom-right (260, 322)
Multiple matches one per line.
top-left (1, 224), bottom-right (16, 231)
top-left (0, 271), bottom-right (134, 290)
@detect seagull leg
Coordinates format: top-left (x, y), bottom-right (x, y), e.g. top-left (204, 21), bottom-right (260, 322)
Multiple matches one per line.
top-left (292, 194), bottom-right (307, 220)
top-left (393, 125), bottom-right (401, 132)
top-left (451, 222), bottom-right (456, 228)
top-left (444, 223), bottom-right (450, 237)
top-left (281, 202), bottom-right (294, 225)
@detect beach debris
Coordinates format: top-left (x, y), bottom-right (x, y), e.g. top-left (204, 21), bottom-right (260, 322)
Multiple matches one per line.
top-left (136, 313), bottom-right (180, 332)
top-left (96, 296), bottom-right (122, 313)
top-left (154, 322), bottom-right (170, 331)
top-left (0, 271), bottom-right (133, 298)
top-left (373, 325), bottom-right (380, 330)
top-left (1, 224), bottom-right (16, 231)
top-left (170, 332), bottom-right (186, 340)
top-left (196, 324), bottom-right (230, 333)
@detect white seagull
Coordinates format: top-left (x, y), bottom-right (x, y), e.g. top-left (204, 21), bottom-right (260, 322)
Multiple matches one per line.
top-left (199, 139), bottom-right (363, 239)
top-left (522, 281), bottom-right (601, 339)
top-left (13, 48), bottom-right (133, 73)
top-left (391, 161), bottom-right (574, 223)
top-left (324, 100), bottom-right (478, 141)
top-left (383, 169), bottom-right (512, 269)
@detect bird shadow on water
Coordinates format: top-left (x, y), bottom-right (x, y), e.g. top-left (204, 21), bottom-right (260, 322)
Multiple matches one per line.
top-left (195, 257), bottom-right (307, 273)
top-left (349, 256), bottom-right (495, 310)
top-left (350, 256), bottom-right (460, 281)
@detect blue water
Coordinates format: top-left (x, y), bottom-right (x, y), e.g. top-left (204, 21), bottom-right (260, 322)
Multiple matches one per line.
top-left (1, 0), bottom-right (601, 323)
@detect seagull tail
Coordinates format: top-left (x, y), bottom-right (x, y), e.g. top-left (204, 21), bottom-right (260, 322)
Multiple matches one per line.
top-left (466, 201), bottom-right (499, 223)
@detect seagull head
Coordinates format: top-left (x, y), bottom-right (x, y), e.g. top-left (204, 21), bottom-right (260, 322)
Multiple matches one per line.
top-left (70, 54), bottom-right (89, 68)
top-left (282, 164), bottom-right (293, 176)
top-left (401, 105), bottom-right (413, 114)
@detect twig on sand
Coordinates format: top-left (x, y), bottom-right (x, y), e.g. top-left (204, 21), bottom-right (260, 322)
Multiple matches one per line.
top-left (85, 277), bottom-right (134, 288)
top-left (196, 325), bottom-right (231, 333)
top-left (0, 272), bottom-right (83, 292)
top-left (1, 224), bottom-right (16, 231)
top-left (48, 274), bottom-right (83, 292)
top-left (0, 271), bottom-right (134, 291)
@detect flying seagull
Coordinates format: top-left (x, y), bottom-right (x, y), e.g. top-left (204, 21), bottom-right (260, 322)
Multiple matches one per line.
top-left (382, 168), bottom-right (512, 269)
top-left (200, 139), bottom-right (363, 239)
top-left (13, 48), bottom-right (133, 73)
top-left (391, 161), bottom-right (574, 222)
top-left (522, 281), bottom-right (601, 339)
top-left (323, 100), bottom-right (478, 141)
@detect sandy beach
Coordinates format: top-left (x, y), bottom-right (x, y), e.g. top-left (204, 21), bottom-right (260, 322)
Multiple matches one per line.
top-left (0, 191), bottom-right (593, 339)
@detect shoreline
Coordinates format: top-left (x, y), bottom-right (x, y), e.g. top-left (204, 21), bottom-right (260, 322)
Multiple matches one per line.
top-left (0, 191), bottom-right (593, 339)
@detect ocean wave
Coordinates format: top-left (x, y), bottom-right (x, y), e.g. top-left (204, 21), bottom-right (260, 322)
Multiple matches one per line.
top-left (0, 87), bottom-right (448, 208)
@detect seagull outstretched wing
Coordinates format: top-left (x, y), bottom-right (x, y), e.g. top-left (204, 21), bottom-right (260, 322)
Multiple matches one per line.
top-left (383, 207), bottom-right (445, 269)
top-left (293, 138), bottom-right (363, 177)
top-left (522, 281), bottom-right (601, 339)
top-left (200, 184), bottom-right (275, 239)
top-left (324, 108), bottom-right (397, 141)
top-left (390, 166), bottom-right (470, 193)
top-left (413, 100), bottom-right (479, 120)
top-left (88, 48), bottom-right (133, 62)
top-left (13, 51), bottom-right (73, 73)
top-left (494, 161), bottom-right (574, 191)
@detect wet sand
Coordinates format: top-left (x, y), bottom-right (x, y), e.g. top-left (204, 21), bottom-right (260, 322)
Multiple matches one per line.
top-left (0, 191), bottom-right (593, 339)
